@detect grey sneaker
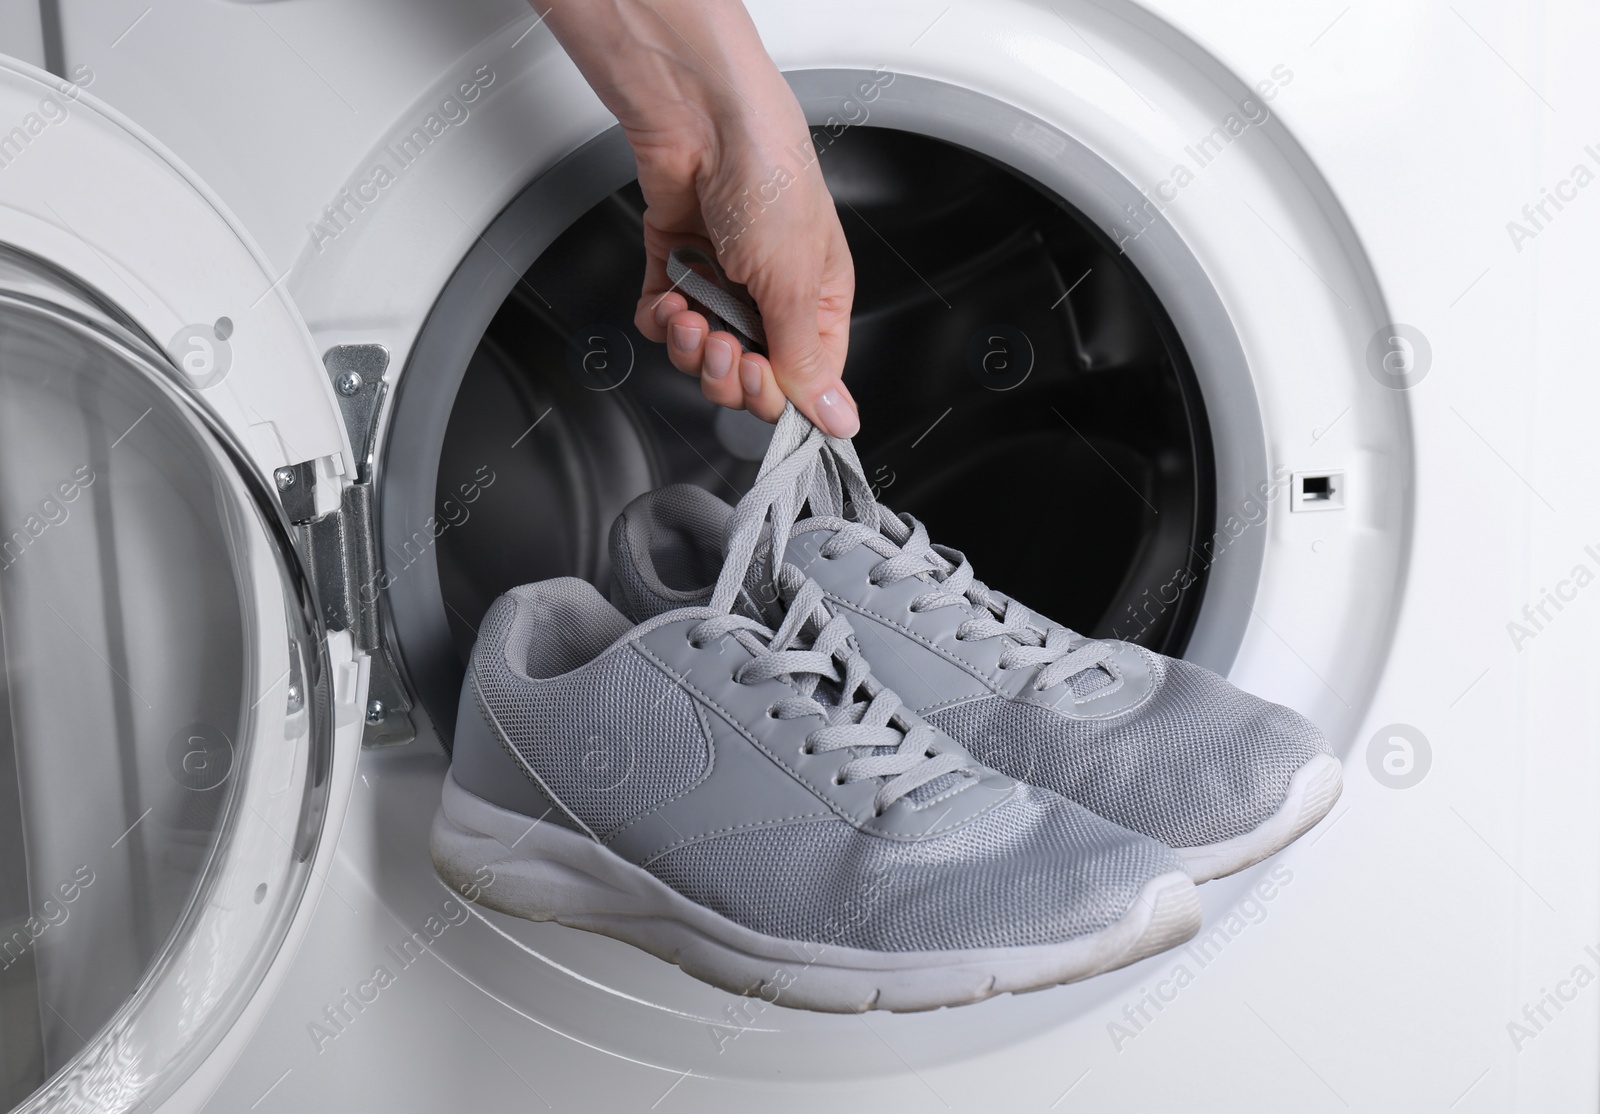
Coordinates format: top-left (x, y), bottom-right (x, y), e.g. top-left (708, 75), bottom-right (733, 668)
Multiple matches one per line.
top-left (432, 445), bottom-right (1201, 1013)
top-left (610, 413), bottom-right (1341, 884)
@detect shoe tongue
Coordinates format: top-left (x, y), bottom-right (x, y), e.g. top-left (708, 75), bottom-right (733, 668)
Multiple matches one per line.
top-left (908, 771), bottom-right (968, 804)
top-left (735, 553), bottom-right (783, 627)
top-left (729, 528), bottom-right (784, 627)
top-left (1067, 664), bottom-right (1117, 698)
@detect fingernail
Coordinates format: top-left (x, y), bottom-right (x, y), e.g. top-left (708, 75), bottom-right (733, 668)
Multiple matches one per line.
top-left (704, 337), bottom-right (733, 380)
top-left (816, 388), bottom-right (860, 438)
top-left (739, 357), bottom-right (763, 397)
top-left (670, 322), bottom-right (701, 352)
top-left (653, 299), bottom-right (675, 328)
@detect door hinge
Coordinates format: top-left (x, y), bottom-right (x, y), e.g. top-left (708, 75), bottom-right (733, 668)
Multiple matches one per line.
top-left (288, 344), bottom-right (417, 747)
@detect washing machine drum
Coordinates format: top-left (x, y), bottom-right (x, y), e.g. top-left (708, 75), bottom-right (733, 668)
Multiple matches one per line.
top-left (428, 126), bottom-right (1214, 739)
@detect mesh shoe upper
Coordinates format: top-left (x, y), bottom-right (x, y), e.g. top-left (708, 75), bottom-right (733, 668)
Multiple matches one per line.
top-left (925, 658), bottom-right (1327, 848)
top-left (606, 415), bottom-right (1332, 851)
top-left (472, 585), bottom-right (710, 841)
top-left (646, 781), bottom-right (1178, 952)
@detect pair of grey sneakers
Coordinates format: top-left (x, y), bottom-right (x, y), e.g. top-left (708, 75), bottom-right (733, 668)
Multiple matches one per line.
top-left (429, 255), bottom-right (1340, 1014)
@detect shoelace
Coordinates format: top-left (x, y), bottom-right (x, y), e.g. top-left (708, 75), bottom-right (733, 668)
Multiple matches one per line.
top-left (666, 245), bottom-right (1118, 695)
top-left (670, 260), bottom-right (977, 812)
top-left (807, 510), bottom-right (1117, 692)
top-left (688, 574), bottom-right (972, 813)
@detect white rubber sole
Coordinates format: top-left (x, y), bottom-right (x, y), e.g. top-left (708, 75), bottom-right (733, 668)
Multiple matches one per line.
top-left (430, 771), bottom-right (1202, 1013)
top-left (1178, 754), bottom-right (1344, 883)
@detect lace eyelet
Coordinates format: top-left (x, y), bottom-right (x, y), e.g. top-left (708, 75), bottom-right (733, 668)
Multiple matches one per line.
top-left (765, 706), bottom-right (779, 719)
top-left (831, 773), bottom-right (845, 786)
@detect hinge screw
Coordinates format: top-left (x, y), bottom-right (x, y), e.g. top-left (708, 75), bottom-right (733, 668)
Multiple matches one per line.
top-left (365, 699), bottom-right (385, 725)
top-left (274, 467), bottom-right (296, 490)
top-left (336, 370), bottom-right (364, 396)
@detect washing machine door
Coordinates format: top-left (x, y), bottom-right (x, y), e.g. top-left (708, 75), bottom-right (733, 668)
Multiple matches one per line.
top-left (0, 60), bottom-right (358, 1113)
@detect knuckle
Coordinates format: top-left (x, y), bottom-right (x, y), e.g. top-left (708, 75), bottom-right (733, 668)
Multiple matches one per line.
top-left (774, 347), bottom-right (828, 387)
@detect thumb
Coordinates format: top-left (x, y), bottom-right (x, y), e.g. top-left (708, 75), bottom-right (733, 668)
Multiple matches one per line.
top-left (755, 272), bottom-right (858, 439)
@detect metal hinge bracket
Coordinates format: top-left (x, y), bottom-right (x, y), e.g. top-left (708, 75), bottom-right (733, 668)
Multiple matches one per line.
top-left (288, 344), bottom-right (417, 746)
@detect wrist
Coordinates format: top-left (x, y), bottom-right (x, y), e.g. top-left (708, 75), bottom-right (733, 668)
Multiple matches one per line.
top-left (546, 0), bottom-right (772, 140)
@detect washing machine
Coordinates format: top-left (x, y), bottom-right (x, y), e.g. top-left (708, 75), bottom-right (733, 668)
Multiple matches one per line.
top-left (1, 0), bottom-right (1596, 1109)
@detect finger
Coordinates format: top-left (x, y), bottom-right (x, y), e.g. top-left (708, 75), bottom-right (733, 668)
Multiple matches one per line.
top-left (634, 239), bottom-right (679, 342)
top-left (663, 309), bottom-right (709, 376)
top-left (636, 291), bottom-right (687, 342)
top-left (756, 276), bottom-right (859, 439)
top-left (699, 331), bottom-right (746, 409)
top-left (737, 351), bottom-right (788, 423)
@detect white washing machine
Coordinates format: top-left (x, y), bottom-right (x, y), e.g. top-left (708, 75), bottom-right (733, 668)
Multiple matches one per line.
top-left (1, 0), bottom-right (1596, 1110)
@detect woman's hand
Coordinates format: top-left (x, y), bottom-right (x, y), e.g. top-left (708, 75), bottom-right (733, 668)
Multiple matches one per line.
top-left (544, 0), bottom-right (860, 437)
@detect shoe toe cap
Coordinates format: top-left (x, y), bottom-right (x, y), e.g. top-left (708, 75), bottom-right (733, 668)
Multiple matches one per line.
top-left (1125, 657), bottom-right (1331, 846)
